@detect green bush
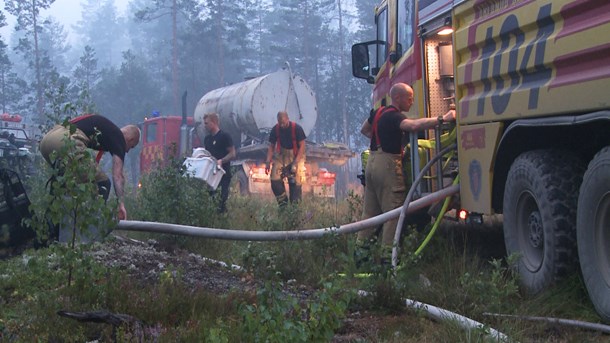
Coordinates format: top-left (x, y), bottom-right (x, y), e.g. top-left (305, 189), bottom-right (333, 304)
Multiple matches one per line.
top-left (238, 279), bottom-right (351, 342)
top-left (131, 158), bottom-right (219, 227)
top-left (458, 255), bottom-right (520, 314)
top-left (0, 244), bottom-right (120, 341)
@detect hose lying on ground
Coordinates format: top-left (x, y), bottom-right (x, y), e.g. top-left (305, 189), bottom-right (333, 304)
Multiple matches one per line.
top-left (483, 312), bottom-right (610, 334)
top-left (406, 299), bottom-right (510, 342)
top-left (356, 289), bottom-right (510, 342)
top-left (116, 184), bottom-right (459, 241)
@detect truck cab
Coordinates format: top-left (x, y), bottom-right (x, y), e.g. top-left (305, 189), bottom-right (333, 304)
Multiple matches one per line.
top-left (140, 115), bottom-right (200, 174)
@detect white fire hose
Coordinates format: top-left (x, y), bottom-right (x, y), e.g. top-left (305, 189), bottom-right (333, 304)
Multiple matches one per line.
top-left (117, 184), bottom-right (459, 240)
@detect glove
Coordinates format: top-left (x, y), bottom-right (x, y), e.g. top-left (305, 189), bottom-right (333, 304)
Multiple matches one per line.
top-left (265, 161), bottom-right (271, 175)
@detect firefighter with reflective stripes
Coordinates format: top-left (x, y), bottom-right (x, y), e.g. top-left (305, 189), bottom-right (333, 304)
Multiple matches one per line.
top-left (265, 111), bottom-right (306, 207)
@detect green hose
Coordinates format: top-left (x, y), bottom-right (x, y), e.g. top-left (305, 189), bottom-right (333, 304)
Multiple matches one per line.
top-left (414, 174), bottom-right (460, 256)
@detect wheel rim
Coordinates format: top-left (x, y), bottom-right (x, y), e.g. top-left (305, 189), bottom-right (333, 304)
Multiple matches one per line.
top-left (517, 191), bottom-right (543, 272)
top-left (594, 191), bottom-right (610, 287)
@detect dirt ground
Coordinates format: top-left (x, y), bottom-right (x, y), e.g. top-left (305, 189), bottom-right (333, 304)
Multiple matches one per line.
top-left (88, 235), bottom-right (258, 295)
top-left (88, 234), bottom-right (610, 343)
top-left (91, 236), bottom-right (390, 342)
top-left (4, 227), bottom-right (610, 342)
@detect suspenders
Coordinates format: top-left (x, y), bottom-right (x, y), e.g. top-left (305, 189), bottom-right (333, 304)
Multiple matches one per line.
top-left (275, 121), bottom-right (298, 157)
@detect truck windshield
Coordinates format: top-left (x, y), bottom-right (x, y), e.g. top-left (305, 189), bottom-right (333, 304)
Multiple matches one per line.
top-left (0, 129), bottom-right (28, 140)
top-left (397, 0), bottom-right (416, 51)
top-left (376, 7), bottom-right (388, 67)
top-left (146, 123), bottom-right (157, 143)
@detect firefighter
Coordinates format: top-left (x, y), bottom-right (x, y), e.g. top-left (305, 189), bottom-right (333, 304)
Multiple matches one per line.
top-left (201, 112), bottom-right (236, 214)
top-left (40, 114), bottom-right (140, 221)
top-left (265, 111), bottom-right (306, 207)
top-left (359, 83), bottom-right (455, 258)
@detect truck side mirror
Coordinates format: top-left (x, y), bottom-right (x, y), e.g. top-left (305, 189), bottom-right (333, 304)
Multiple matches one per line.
top-left (352, 43), bottom-right (371, 80)
top-left (351, 40), bottom-right (386, 84)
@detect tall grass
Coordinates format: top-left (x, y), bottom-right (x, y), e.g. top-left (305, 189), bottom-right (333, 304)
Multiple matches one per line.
top-left (1, 162), bottom-right (605, 341)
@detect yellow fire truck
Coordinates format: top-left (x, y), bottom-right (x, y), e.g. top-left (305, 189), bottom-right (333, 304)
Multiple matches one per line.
top-left (352, 0), bottom-right (610, 320)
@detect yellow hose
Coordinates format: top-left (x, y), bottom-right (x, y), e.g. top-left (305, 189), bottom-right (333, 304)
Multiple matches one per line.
top-left (414, 174), bottom-right (459, 256)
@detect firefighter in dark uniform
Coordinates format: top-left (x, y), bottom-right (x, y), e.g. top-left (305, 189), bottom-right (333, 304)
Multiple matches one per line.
top-left (39, 114), bottom-right (140, 220)
top-left (359, 83), bottom-right (455, 248)
top-left (202, 112), bottom-right (236, 213)
top-left (265, 111), bottom-right (306, 207)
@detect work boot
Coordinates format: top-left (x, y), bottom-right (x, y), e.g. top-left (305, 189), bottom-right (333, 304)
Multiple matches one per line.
top-left (276, 193), bottom-right (288, 208)
top-left (354, 245), bottom-right (370, 269)
top-left (354, 238), bottom-right (376, 271)
top-left (271, 179), bottom-right (288, 208)
top-left (97, 179), bottom-right (111, 202)
top-left (378, 257), bottom-right (395, 277)
top-left (289, 184), bottom-right (302, 204)
top-left (217, 203), bottom-right (227, 214)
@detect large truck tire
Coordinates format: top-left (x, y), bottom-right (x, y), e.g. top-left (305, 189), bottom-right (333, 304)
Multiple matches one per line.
top-left (503, 150), bottom-right (584, 295)
top-left (577, 146), bottom-right (610, 322)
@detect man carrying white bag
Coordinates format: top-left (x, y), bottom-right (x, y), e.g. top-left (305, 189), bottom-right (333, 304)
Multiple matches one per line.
top-left (184, 112), bottom-right (236, 213)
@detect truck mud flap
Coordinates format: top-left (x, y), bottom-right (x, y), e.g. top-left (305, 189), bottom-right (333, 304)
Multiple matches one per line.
top-left (0, 168), bottom-right (35, 257)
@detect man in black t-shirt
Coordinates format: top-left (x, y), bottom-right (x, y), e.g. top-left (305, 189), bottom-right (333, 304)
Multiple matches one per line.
top-left (40, 114), bottom-right (140, 221)
top-left (359, 83), bottom-right (455, 252)
top-left (265, 111), bottom-right (306, 206)
top-left (202, 113), bottom-right (236, 213)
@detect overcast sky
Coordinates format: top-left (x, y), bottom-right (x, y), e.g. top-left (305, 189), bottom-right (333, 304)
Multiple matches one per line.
top-left (1, 0), bottom-right (129, 43)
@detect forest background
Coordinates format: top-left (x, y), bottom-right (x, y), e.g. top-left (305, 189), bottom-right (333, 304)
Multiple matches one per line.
top-left (0, 0), bottom-right (377, 192)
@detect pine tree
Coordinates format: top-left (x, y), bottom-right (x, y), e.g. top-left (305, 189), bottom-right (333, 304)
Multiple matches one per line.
top-left (202, 0), bottom-right (256, 85)
top-left (0, 42), bottom-right (29, 115)
top-left (246, 0), bottom-right (271, 75)
top-left (39, 17), bottom-right (71, 75)
top-left (93, 50), bottom-right (161, 127)
top-left (4, 0), bottom-right (56, 119)
top-left (264, 0), bottom-right (333, 80)
top-left (134, 0), bottom-right (197, 114)
top-left (73, 0), bottom-right (127, 67)
top-left (72, 45), bottom-right (101, 113)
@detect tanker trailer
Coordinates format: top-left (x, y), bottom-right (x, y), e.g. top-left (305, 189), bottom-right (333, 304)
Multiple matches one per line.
top-left (193, 64), bottom-right (354, 197)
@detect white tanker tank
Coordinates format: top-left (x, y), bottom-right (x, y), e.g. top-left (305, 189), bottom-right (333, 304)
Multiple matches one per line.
top-left (193, 64), bottom-right (317, 146)
top-left (189, 64), bottom-right (354, 198)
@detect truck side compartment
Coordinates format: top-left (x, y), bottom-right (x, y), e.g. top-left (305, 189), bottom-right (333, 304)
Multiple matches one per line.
top-left (454, 0), bottom-right (610, 213)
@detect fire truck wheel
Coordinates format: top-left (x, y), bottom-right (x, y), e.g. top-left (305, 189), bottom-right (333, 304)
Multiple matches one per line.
top-left (503, 149), bottom-right (584, 295)
top-left (235, 169), bottom-right (249, 196)
top-left (577, 146), bottom-right (610, 322)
